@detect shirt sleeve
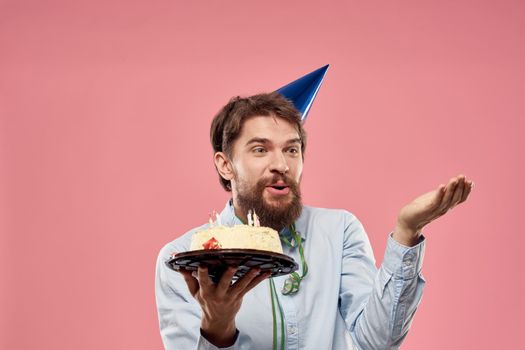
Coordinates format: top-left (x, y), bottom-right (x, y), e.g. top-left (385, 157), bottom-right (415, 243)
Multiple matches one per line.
top-left (155, 244), bottom-right (241, 350)
top-left (338, 213), bottom-right (426, 350)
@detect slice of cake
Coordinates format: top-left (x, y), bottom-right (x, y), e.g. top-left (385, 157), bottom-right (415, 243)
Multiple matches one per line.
top-left (190, 210), bottom-right (283, 254)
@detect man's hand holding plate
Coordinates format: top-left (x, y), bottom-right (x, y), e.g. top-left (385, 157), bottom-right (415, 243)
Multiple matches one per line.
top-left (180, 265), bottom-right (271, 347)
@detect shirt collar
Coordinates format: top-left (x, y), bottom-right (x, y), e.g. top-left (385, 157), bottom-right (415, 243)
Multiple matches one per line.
top-left (220, 198), bottom-right (307, 244)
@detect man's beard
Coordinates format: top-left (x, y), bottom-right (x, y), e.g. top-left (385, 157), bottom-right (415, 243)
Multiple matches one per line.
top-left (235, 174), bottom-right (303, 232)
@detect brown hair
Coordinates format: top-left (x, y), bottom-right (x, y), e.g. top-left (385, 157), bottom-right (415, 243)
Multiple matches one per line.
top-left (210, 91), bottom-right (307, 192)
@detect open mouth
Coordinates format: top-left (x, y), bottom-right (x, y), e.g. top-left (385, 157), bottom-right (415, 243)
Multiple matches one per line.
top-left (266, 185), bottom-right (290, 195)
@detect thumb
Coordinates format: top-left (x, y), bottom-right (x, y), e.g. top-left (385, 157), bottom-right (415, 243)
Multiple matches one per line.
top-left (431, 185), bottom-right (446, 209)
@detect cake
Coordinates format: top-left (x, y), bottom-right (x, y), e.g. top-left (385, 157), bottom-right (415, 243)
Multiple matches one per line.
top-left (190, 224), bottom-right (283, 253)
top-left (189, 210), bottom-right (283, 254)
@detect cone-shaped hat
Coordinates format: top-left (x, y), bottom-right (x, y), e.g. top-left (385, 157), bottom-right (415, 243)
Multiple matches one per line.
top-left (275, 64), bottom-right (329, 122)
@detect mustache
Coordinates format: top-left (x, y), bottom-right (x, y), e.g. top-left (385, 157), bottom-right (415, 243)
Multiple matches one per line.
top-left (260, 174), bottom-right (298, 187)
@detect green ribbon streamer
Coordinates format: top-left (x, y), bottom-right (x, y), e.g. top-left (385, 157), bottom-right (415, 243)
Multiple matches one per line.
top-left (269, 279), bottom-right (278, 350)
top-left (269, 278), bottom-right (285, 350)
top-left (280, 223), bottom-right (308, 295)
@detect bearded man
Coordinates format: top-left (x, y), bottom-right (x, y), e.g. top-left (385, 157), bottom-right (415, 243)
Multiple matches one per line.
top-left (155, 91), bottom-right (473, 350)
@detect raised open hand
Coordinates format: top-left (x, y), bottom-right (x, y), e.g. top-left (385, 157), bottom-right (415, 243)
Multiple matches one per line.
top-left (393, 174), bottom-right (474, 246)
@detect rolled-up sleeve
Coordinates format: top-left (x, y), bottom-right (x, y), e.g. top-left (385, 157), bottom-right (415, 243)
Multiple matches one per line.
top-left (339, 213), bottom-right (426, 350)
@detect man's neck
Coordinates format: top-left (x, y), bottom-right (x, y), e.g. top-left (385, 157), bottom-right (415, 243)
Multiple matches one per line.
top-left (233, 207), bottom-right (247, 225)
top-left (231, 197), bottom-right (247, 224)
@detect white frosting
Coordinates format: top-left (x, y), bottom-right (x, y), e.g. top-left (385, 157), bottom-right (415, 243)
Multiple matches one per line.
top-left (190, 225), bottom-right (283, 254)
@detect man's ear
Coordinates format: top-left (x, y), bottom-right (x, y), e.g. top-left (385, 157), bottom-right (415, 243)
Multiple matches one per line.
top-left (214, 152), bottom-right (234, 181)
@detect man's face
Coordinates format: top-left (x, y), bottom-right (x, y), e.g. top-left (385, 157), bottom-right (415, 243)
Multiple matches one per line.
top-left (228, 115), bottom-right (304, 231)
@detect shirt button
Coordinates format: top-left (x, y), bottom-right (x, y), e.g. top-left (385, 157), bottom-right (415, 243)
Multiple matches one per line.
top-left (287, 325), bottom-right (298, 335)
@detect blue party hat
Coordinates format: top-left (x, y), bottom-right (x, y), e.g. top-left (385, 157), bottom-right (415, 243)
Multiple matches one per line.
top-left (275, 64), bottom-right (329, 122)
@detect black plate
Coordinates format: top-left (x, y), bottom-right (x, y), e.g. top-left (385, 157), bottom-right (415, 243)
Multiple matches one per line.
top-left (166, 249), bottom-right (298, 283)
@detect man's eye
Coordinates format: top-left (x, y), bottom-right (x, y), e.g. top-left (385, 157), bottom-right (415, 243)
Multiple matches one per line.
top-left (253, 147), bottom-right (266, 153)
top-left (288, 148), bottom-right (299, 154)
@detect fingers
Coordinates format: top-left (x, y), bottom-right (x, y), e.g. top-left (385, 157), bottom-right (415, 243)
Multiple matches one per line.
top-left (197, 266), bottom-right (213, 291)
top-left (216, 266), bottom-right (238, 296)
top-left (449, 175), bottom-right (465, 209)
top-left (229, 268), bottom-right (264, 297)
top-left (239, 271), bottom-right (272, 297)
top-left (183, 265), bottom-right (271, 304)
top-left (459, 180), bottom-right (473, 204)
top-left (437, 177), bottom-right (458, 214)
top-left (436, 175), bottom-right (474, 215)
top-left (180, 269), bottom-right (199, 297)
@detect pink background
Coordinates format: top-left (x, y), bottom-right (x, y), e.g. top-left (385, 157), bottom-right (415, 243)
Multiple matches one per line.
top-left (1, 0), bottom-right (524, 349)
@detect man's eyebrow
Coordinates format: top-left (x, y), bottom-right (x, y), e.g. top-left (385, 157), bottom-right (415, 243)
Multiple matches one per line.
top-left (245, 137), bottom-right (302, 147)
top-left (285, 138), bottom-right (302, 145)
top-left (245, 137), bottom-right (270, 146)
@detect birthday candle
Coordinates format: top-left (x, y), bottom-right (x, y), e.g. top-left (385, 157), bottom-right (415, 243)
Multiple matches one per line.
top-left (215, 211), bottom-right (221, 226)
top-left (253, 209), bottom-right (260, 227)
top-left (247, 209), bottom-right (253, 226)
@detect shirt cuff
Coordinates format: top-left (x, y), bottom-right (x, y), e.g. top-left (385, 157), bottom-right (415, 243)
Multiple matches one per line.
top-left (198, 329), bottom-right (240, 350)
top-left (382, 232), bottom-right (426, 280)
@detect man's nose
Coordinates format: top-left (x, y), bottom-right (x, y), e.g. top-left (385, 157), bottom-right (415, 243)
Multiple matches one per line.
top-left (269, 151), bottom-right (289, 174)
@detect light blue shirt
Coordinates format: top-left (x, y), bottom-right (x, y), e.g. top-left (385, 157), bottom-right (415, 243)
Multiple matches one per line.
top-left (155, 200), bottom-right (426, 349)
